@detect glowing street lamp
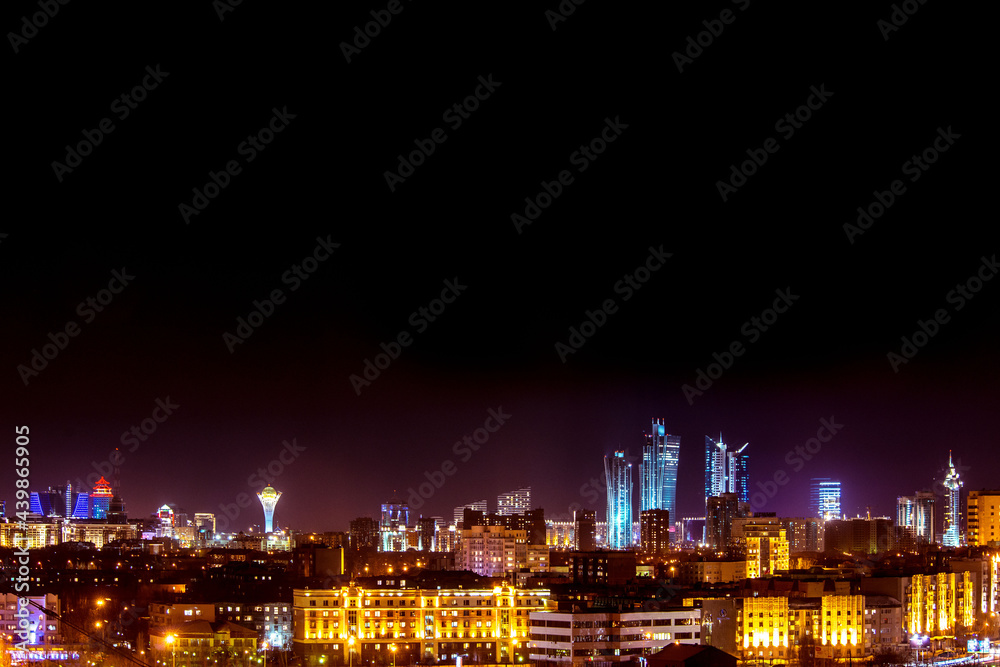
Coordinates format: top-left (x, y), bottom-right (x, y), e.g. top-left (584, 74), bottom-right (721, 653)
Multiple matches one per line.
top-left (166, 634), bottom-right (177, 667)
top-left (390, 644), bottom-right (397, 667)
top-left (262, 641), bottom-right (268, 667)
top-left (348, 636), bottom-right (355, 667)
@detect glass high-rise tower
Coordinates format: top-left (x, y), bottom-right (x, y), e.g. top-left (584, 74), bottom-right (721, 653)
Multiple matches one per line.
top-left (640, 419), bottom-right (680, 541)
top-left (942, 451), bottom-right (963, 547)
top-left (810, 478), bottom-right (841, 520)
top-left (605, 451), bottom-right (632, 550)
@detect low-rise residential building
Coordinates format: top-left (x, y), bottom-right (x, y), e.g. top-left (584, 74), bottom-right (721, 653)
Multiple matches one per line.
top-left (528, 607), bottom-right (701, 666)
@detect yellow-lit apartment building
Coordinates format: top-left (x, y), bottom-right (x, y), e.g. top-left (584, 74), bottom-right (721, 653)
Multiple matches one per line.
top-left (745, 525), bottom-right (789, 579)
top-left (740, 595), bottom-right (866, 663)
top-left (293, 582), bottom-right (551, 665)
top-left (906, 571), bottom-right (974, 637)
top-left (968, 490), bottom-right (1000, 546)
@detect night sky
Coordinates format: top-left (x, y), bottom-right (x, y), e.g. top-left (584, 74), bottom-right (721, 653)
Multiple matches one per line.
top-left (3, 2), bottom-right (995, 533)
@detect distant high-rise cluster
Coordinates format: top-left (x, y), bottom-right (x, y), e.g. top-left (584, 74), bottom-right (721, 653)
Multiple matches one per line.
top-left (810, 478), bottom-right (841, 520)
top-left (604, 451), bottom-right (632, 550)
top-left (704, 435), bottom-right (749, 507)
top-left (29, 478), bottom-right (127, 521)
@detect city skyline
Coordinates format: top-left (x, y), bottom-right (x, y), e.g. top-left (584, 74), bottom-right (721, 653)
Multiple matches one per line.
top-left (2, 0), bottom-right (994, 536)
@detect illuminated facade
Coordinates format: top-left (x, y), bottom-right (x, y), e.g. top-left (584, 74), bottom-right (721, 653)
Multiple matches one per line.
top-left (966, 489), bottom-right (1000, 546)
top-left (71, 493), bottom-right (90, 519)
top-left (604, 451), bottom-right (632, 550)
top-left (741, 596), bottom-right (790, 663)
top-left (906, 571), bottom-right (974, 637)
top-left (496, 488), bottom-right (531, 516)
top-left (740, 594), bottom-right (866, 663)
top-left (942, 451), bottom-right (963, 547)
top-left (453, 500), bottom-right (487, 526)
top-left (639, 508), bottom-right (670, 555)
top-left (0, 521), bottom-right (61, 548)
top-left (91, 476), bottom-right (113, 519)
top-left (0, 593), bottom-right (62, 646)
top-left (744, 524), bottom-right (789, 578)
top-left (258, 486), bottom-right (282, 534)
top-left (292, 583), bottom-right (550, 665)
top-left (810, 478), bottom-right (841, 520)
top-left (705, 435), bottom-right (749, 506)
top-left (528, 607), bottom-right (701, 665)
top-left (458, 525), bottom-right (527, 577)
top-left (150, 620), bottom-right (257, 667)
top-left (897, 492), bottom-right (935, 545)
top-left (640, 419), bottom-right (680, 533)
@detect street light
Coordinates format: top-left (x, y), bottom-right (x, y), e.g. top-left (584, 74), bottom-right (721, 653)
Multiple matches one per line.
top-left (166, 634), bottom-right (177, 667)
top-left (263, 641), bottom-right (268, 667)
top-left (390, 644), bottom-right (397, 667)
top-left (348, 636), bottom-right (355, 667)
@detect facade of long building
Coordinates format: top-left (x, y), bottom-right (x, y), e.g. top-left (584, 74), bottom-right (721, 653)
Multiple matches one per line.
top-left (292, 582), bottom-right (551, 665)
top-left (528, 608), bottom-right (701, 666)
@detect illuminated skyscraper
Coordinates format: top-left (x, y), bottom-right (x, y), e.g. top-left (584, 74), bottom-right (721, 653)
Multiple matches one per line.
top-left (91, 476), bottom-right (113, 519)
top-left (380, 497), bottom-right (409, 551)
top-left (604, 451), bottom-right (632, 550)
top-left (810, 478), bottom-right (841, 520)
top-left (942, 452), bottom-right (963, 547)
top-left (640, 419), bottom-right (680, 544)
top-left (496, 488), bottom-right (531, 515)
top-left (897, 491), bottom-right (935, 544)
top-left (257, 486), bottom-right (282, 533)
top-left (705, 435), bottom-right (749, 506)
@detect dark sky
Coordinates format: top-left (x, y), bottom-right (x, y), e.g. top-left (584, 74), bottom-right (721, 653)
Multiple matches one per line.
top-left (3, 2), bottom-right (995, 533)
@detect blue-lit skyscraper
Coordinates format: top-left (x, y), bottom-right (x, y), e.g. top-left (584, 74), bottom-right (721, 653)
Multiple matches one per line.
top-left (942, 452), bottom-right (963, 547)
top-left (640, 419), bottom-right (680, 542)
top-left (705, 435), bottom-right (749, 506)
top-left (605, 451), bottom-right (632, 550)
top-left (810, 478), bottom-right (841, 520)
